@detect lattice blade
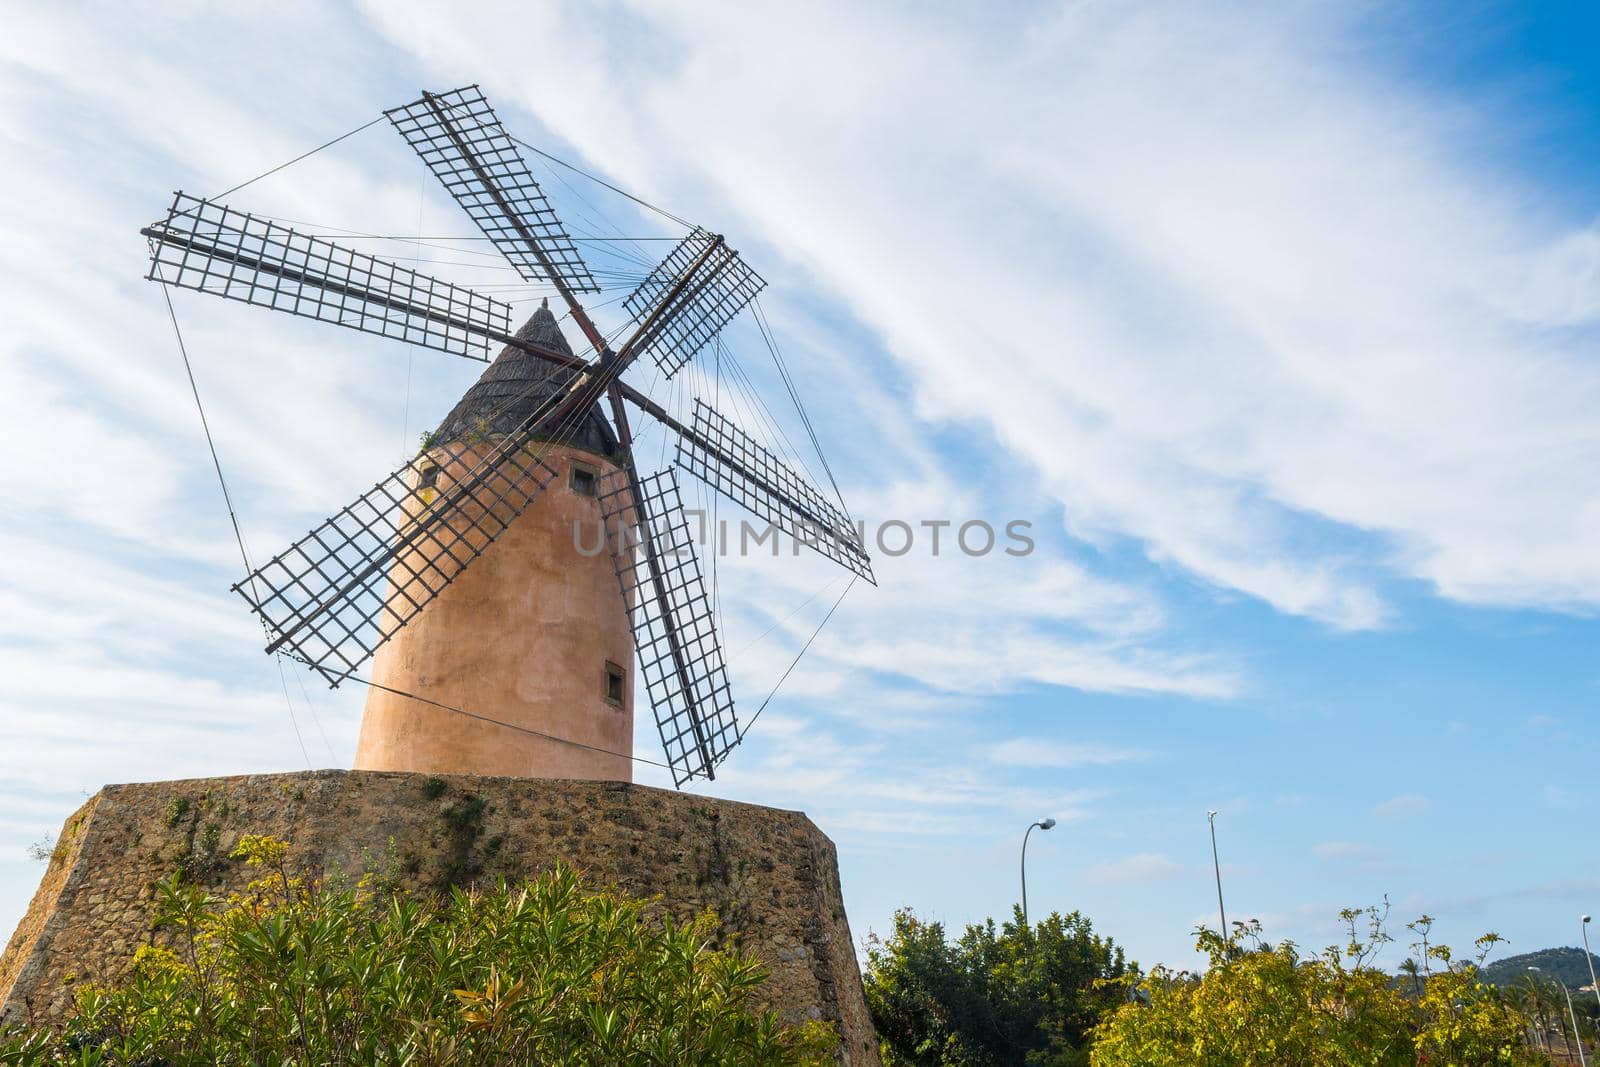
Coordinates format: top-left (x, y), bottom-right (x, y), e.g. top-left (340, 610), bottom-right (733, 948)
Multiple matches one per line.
top-left (622, 228), bottom-right (765, 377)
top-left (386, 86), bottom-right (598, 295)
top-left (143, 193), bottom-right (508, 361)
top-left (236, 438), bottom-right (557, 684)
top-left (676, 399), bottom-right (874, 583)
top-left (599, 469), bottom-right (738, 786)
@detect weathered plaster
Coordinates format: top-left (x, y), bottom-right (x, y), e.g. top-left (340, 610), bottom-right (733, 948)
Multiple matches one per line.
top-left (355, 443), bottom-right (637, 781)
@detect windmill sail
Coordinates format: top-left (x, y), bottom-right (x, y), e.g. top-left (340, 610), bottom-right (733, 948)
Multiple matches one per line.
top-left (232, 227), bottom-right (737, 685)
top-left (386, 86), bottom-right (598, 295)
top-left (142, 194), bottom-right (510, 361)
top-left (599, 468), bottom-right (738, 786)
top-left (237, 435), bottom-right (557, 685)
top-left (676, 399), bottom-right (874, 582)
top-left (133, 77), bottom-right (880, 791)
top-left (622, 228), bottom-right (765, 377)
top-left (140, 191), bottom-right (675, 393)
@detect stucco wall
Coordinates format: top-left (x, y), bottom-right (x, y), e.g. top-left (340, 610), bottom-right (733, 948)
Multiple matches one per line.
top-left (356, 442), bottom-right (637, 781)
top-left (0, 771), bottom-right (879, 1064)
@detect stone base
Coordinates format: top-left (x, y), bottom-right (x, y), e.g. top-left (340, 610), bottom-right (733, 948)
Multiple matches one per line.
top-left (0, 771), bottom-right (879, 1064)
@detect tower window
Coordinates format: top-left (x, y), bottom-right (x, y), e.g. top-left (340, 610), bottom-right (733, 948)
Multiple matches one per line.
top-left (419, 463), bottom-right (440, 490)
top-left (604, 661), bottom-right (626, 706)
top-left (570, 462), bottom-right (599, 497)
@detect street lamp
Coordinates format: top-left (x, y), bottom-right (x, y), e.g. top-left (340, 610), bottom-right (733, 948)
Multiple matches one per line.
top-left (1020, 817), bottom-right (1056, 928)
top-left (1207, 810), bottom-right (1228, 940)
top-left (1583, 916), bottom-right (1600, 1015)
top-left (1531, 966), bottom-right (1587, 1067)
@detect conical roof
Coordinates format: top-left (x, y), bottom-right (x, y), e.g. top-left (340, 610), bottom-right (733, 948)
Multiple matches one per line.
top-left (432, 301), bottom-right (619, 458)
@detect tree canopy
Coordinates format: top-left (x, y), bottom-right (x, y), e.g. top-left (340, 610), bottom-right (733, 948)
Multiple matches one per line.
top-left (864, 905), bottom-right (1128, 1066)
top-left (864, 899), bottom-right (1557, 1066)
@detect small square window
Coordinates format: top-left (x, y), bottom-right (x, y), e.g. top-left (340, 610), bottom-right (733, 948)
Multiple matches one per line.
top-left (571, 463), bottom-right (598, 497)
top-left (419, 463), bottom-right (440, 490)
top-left (604, 661), bottom-right (626, 706)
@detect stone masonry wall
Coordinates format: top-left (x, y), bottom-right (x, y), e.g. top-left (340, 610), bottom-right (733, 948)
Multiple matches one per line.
top-left (0, 771), bottom-right (879, 1064)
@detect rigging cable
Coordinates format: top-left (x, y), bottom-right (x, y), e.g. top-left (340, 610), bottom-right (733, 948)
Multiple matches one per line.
top-left (273, 656), bottom-right (315, 769)
top-left (753, 298), bottom-right (852, 519)
top-left (400, 174), bottom-right (424, 463)
top-left (213, 115), bottom-right (385, 200)
top-left (156, 272), bottom-right (314, 769)
top-left (355, 678), bottom-right (676, 774)
top-left (291, 657), bottom-right (338, 763)
top-left (738, 576), bottom-right (856, 741)
top-left (509, 133), bottom-right (694, 230)
top-left (420, 92), bottom-right (694, 234)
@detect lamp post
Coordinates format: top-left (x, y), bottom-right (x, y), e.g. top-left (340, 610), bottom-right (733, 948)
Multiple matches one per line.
top-left (1531, 966), bottom-right (1587, 1067)
top-left (1207, 810), bottom-right (1228, 941)
top-left (1583, 916), bottom-right (1600, 1015)
top-left (1020, 817), bottom-right (1055, 928)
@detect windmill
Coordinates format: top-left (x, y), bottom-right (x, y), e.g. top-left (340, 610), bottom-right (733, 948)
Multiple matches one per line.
top-left (141, 85), bottom-right (874, 788)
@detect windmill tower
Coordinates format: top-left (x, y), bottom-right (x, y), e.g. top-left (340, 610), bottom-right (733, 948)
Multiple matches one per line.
top-left (354, 304), bottom-right (637, 780)
top-left (140, 85), bottom-right (876, 788)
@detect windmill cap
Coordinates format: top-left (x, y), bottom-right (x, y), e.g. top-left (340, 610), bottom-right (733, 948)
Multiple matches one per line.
top-left (429, 306), bottom-right (619, 459)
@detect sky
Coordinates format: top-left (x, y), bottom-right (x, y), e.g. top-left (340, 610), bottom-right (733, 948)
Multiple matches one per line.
top-left (1, 0), bottom-right (1598, 974)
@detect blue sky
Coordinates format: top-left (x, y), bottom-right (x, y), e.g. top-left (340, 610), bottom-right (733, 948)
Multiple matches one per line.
top-left (1, 1), bottom-right (1598, 974)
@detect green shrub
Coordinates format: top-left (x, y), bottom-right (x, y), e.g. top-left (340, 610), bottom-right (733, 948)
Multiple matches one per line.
top-left (865, 906), bottom-right (1128, 1065)
top-left (0, 837), bottom-right (835, 1065)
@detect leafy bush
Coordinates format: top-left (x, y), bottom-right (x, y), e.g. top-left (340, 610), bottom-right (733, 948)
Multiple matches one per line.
top-left (0, 836), bottom-right (834, 1065)
top-left (1090, 908), bottom-right (1544, 1067)
top-left (864, 906), bottom-right (1128, 1065)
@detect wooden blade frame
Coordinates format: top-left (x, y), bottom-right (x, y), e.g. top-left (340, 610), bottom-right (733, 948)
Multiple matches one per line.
top-left (599, 466), bottom-right (738, 786)
top-left (142, 193), bottom-right (508, 361)
top-left (386, 85), bottom-right (599, 294)
top-left (676, 398), bottom-right (875, 582)
top-left (622, 227), bottom-right (765, 378)
top-left (236, 439), bottom-right (557, 685)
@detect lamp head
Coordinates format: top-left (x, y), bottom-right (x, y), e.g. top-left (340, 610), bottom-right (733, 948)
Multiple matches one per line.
top-left (1038, 818), bottom-right (1057, 831)
top-left (1207, 809), bottom-right (1218, 819)
top-left (1585, 914), bottom-right (1592, 924)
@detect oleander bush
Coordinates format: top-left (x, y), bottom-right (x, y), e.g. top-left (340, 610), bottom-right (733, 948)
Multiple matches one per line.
top-left (0, 836), bottom-right (834, 1066)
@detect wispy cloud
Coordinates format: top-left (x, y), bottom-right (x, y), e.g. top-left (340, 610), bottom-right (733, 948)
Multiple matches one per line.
top-left (1314, 841), bottom-right (1383, 861)
top-left (989, 738), bottom-right (1146, 769)
top-left (1086, 853), bottom-right (1182, 886)
top-left (1313, 841), bottom-right (1399, 876)
top-left (1372, 794), bottom-right (1431, 819)
top-left (359, 1), bottom-right (1600, 627)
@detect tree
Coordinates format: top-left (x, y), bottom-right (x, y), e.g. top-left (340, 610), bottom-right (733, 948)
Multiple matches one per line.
top-left (1400, 957), bottom-right (1424, 997)
top-left (1090, 908), bottom-right (1545, 1067)
top-left (0, 836), bottom-right (835, 1065)
top-left (1509, 976), bottom-right (1552, 1052)
top-left (863, 905), bottom-right (1129, 1065)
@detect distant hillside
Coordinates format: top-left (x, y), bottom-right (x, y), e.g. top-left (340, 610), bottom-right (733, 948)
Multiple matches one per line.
top-left (1479, 947), bottom-right (1600, 990)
